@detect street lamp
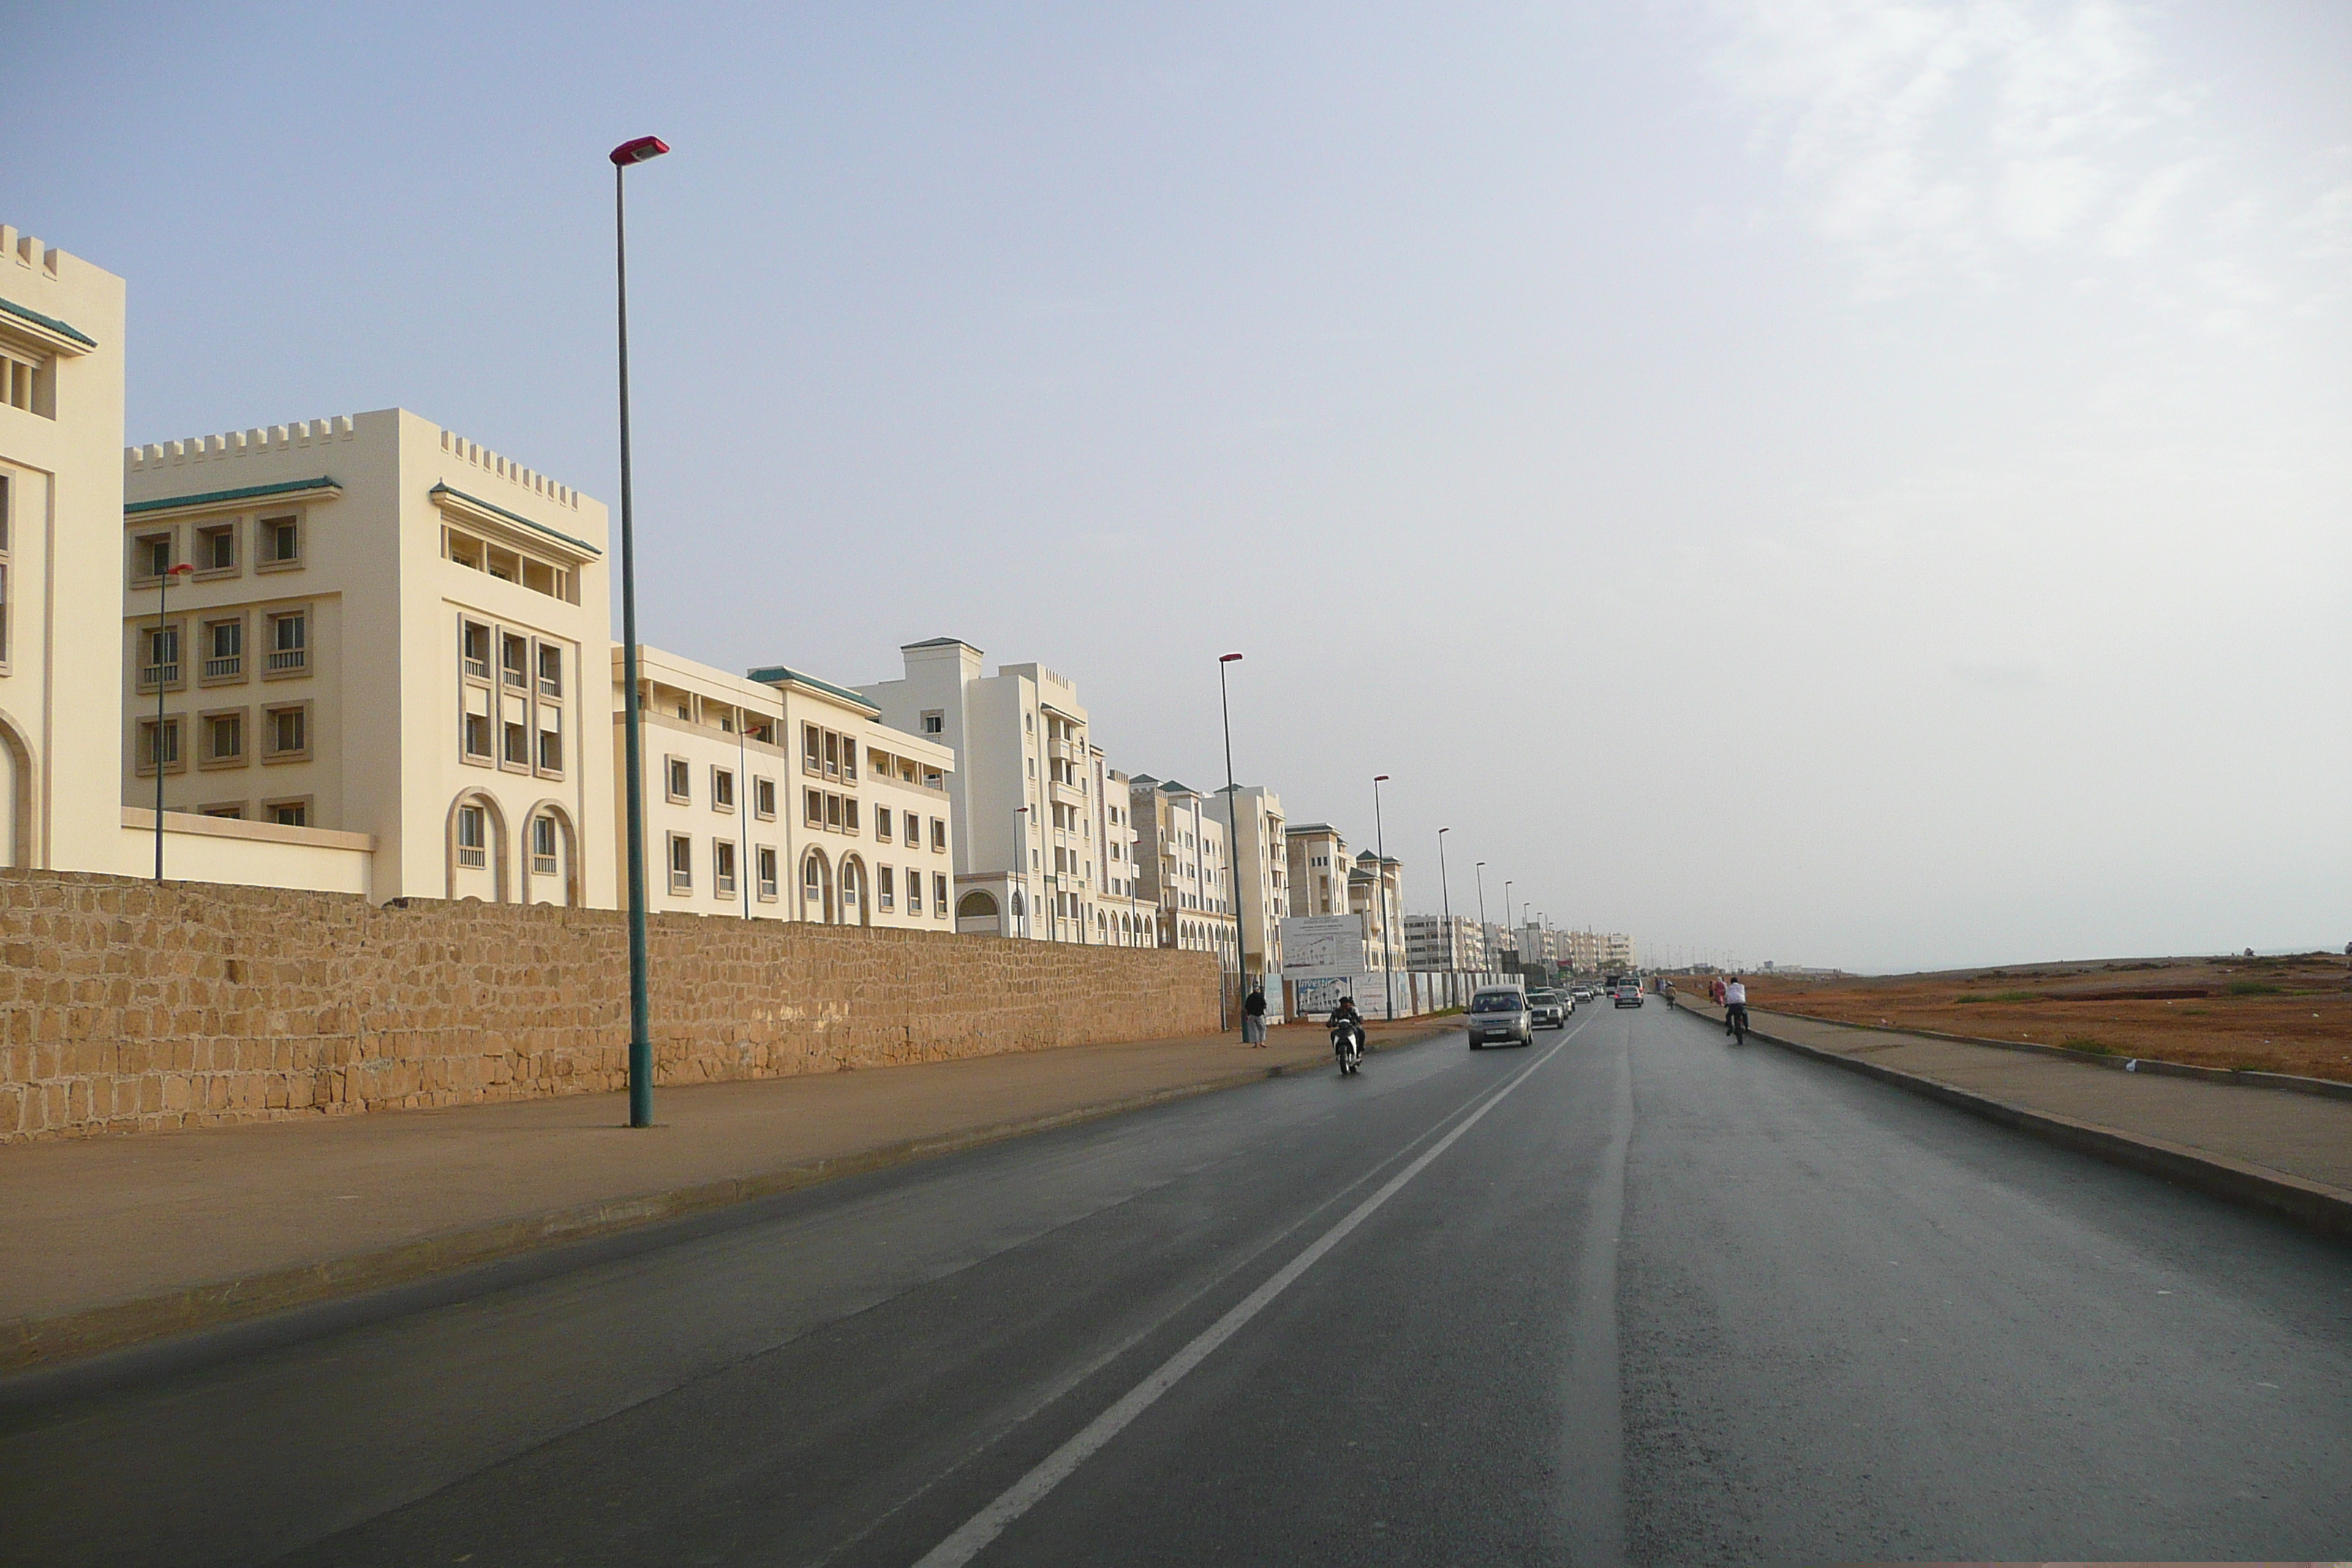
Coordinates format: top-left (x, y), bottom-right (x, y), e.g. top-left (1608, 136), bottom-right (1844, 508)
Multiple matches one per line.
top-left (1372, 774), bottom-right (1392, 1020)
top-left (1436, 826), bottom-right (1453, 972)
top-left (152, 561), bottom-right (193, 880)
top-left (611, 132), bottom-right (668, 1130)
top-left (1217, 653), bottom-right (1247, 1030)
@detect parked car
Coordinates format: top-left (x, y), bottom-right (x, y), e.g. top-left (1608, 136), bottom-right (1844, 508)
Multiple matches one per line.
top-left (1526, 988), bottom-right (1569, 1029)
top-left (1466, 986), bottom-right (1533, 1048)
top-left (1612, 981), bottom-right (1643, 1009)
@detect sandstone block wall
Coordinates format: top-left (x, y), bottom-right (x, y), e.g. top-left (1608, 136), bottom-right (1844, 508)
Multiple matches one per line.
top-left (0, 870), bottom-right (1223, 1143)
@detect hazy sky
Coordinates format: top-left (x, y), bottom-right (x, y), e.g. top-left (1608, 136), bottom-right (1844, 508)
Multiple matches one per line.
top-left (12, 1), bottom-right (2348, 971)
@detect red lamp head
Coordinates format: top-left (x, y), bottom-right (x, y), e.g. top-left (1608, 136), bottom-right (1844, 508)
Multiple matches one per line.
top-left (1373, 774), bottom-right (1390, 783)
top-left (165, 562), bottom-right (194, 576)
top-left (609, 136), bottom-right (671, 167)
top-left (1219, 652), bottom-right (1243, 663)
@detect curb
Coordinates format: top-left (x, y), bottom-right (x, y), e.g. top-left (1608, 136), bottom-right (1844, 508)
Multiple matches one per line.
top-left (1753, 1007), bottom-right (2352, 1102)
top-left (1687, 1005), bottom-right (2352, 1245)
top-left (1, 1022), bottom-right (1456, 1376)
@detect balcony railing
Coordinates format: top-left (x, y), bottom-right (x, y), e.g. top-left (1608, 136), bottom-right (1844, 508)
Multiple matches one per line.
top-left (203, 655), bottom-right (242, 679)
top-left (457, 845), bottom-right (487, 869)
top-left (139, 663), bottom-right (178, 687)
top-left (267, 648), bottom-right (306, 673)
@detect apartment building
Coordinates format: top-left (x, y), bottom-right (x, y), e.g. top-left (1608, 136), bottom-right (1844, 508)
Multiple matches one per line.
top-left (1403, 913), bottom-right (1485, 971)
top-left (0, 224), bottom-right (126, 875)
top-left (1128, 775), bottom-right (1238, 965)
top-left (617, 647), bottom-right (954, 928)
top-left (1284, 823), bottom-right (1350, 916)
top-left (1090, 753), bottom-right (1156, 946)
top-left (1207, 783), bottom-right (1286, 986)
top-left (121, 408), bottom-right (614, 905)
top-left (858, 639), bottom-right (1109, 943)
top-left (1346, 851), bottom-right (1404, 973)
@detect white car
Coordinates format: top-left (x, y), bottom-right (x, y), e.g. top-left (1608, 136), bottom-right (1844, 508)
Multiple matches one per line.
top-left (1466, 987), bottom-right (1533, 1048)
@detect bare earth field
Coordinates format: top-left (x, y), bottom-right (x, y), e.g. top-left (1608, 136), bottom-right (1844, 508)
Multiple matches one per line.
top-left (1739, 952), bottom-right (2352, 1085)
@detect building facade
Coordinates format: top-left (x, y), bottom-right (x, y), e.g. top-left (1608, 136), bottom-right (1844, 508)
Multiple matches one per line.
top-left (121, 407), bottom-right (614, 905)
top-left (618, 647), bottom-right (956, 929)
top-left (859, 639), bottom-right (1112, 943)
top-left (1089, 752), bottom-right (1156, 946)
top-left (1209, 783), bottom-right (1286, 987)
top-left (1284, 822), bottom-right (1350, 917)
top-left (1346, 851), bottom-right (1403, 974)
top-left (1128, 776), bottom-right (1237, 965)
top-left (1403, 912), bottom-right (1485, 971)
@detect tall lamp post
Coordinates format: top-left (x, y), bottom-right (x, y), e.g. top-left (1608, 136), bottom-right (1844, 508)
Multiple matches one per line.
top-left (1372, 774), bottom-right (1392, 1020)
top-left (1217, 654), bottom-right (1247, 1029)
top-left (1436, 826), bottom-right (1453, 970)
top-left (1503, 881), bottom-right (1513, 976)
top-left (611, 132), bottom-right (668, 1130)
top-left (1014, 804), bottom-right (1030, 938)
top-left (152, 561), bottom-right (192, 879)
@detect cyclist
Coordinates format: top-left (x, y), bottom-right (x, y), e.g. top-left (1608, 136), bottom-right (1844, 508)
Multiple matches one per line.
top-left (1723, 975), bottom-right (1749, 1040)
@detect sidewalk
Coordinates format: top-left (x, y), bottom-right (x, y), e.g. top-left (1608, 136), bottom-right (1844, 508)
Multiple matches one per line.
top-left (1670, 994), bottom-right (2352, 1235)
top-left (1, 1017), bottom-right (1452, 1373)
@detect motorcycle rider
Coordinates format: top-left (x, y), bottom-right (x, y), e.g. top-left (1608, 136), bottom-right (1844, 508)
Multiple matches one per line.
top-left (1328, 995), bottom-right (1365, 1060)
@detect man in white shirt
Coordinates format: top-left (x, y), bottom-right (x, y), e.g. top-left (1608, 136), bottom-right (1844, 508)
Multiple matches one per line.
top-left (1723, 976), bottom-right (1749, 1038)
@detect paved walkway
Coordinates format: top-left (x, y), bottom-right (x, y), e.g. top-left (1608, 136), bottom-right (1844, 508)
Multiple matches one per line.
top-left (1, 1018), bottom-right (1443, 1368)
top-left (1671, 995), bottom-right (2352, 1194)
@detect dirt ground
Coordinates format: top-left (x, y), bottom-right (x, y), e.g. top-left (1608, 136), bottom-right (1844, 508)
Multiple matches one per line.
top-left (1729, 952), bottom-right (2352, 1085)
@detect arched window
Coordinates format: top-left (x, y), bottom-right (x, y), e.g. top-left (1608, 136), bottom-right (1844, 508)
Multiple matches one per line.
top-left (802, 849), bottom-right (833, 923)
top-left (957, 890), bottom-right (998, 919)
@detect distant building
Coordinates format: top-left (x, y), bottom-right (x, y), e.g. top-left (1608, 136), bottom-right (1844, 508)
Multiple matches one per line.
top-left (1208, 783), bottom-right (1286, 984)
top-left (1403, 913), bottom-right (1485, 970)
top-left (1285, 822), bottom-right (1350, 916)
top-left (1128, 775), bottom-right (1237, 965)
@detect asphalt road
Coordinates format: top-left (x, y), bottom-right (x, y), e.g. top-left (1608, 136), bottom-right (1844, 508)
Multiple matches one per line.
top-left (6, 999), bottom-right (2350, 1566)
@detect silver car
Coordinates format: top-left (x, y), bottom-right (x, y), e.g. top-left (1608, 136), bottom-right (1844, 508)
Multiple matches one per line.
top-left (1466, 986), bottom-right (1532, 1049)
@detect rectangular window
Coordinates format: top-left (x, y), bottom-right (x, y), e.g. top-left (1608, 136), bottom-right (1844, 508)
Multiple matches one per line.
top-left (753, 777), bottom-right (776, 821)
top-left (823, 730), bottom-right (839, 778)
top-left (202, 617), bottom-right (244, 681)
top-left (265, 799), bottom-right (309, 828)
top-left (456, 804), bottom-right (487, 867)
top-left (905, 870), bottom-right (922, 913)
top-left (844, 797), bottom-right (860, 834)
top-left (712, 767), bottom-right (735, 811)
top-left (536, 642), bottom-right (562, 697)
top-left (756, 845), bottom-right (779, 901)
top-left (502, 720), bottom-right (529, 767)
top-left (875, 806), bottom-right (892, 842)
top-left (825, 793), bottom-right (843, 831)
top-left (666, 756), bottom-right (690, 803)
top-left (267, 611), bottom-right (308, 674)
top-left (132, 530), bottom-right (174, 582)
top-left (500, 633), bottom-right (528, 688)
top-left (137, 716), bottom-right (183, 774)
top-left (196, 522), bottom-right (238, 575)
top-left (464, 712), bottom-right (491, 758)
top-left (934, 873), bottom-right (948, 915)
top-left (138, 622), bottom-right (182, 689)
top-left (257, 515), bottom-right (301, 568)
top-left (932, 817), bottom-right (947, 853)
top-left (802, 723), bottom-right (821, 774)
top-left (200, 802), bottom-right (244, 820)
top-left (448, 529), bottom-right (483, 570)
top-left (804, 854), bottom-right (822, 902)
top-left (842, 742), bottom-right (856, 783)
top-left (461, 619), bottom-right (491, 679)
top-left (668, 833), bottom-right (693, 894)
top-left (878, 866), bottom-right (894, 909)
top-left (203, 710), bottom-right (244, 766)
top-left (264, 703), bottom-right (309, 761)
top-left (537, 721), bottom-right (563, 775)
top-left (532, 814), bottom-right (559, 875)
top-left (715, 840), bottom-right (738, 898)
top-left (904, 813), bottom-right (919, 847)
top-left (805, 788), bottom-right (823, 827)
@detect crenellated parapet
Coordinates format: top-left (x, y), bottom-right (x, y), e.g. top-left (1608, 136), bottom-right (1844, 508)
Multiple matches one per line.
top-left (124, 415), bottom-right (587, 510)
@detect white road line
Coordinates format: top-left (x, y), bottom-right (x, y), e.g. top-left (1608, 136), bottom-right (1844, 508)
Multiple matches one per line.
top-left (912, 1026), bottom-right (1579, 1568)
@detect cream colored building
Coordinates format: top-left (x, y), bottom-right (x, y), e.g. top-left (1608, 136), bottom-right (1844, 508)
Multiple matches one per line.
top-left (618, 645), bottom-right (954, 928)
top-left (1127, 776), bottom-right (1238, 965)
top-left (1089, 753), bottom-right (1156, 946)
top-left (1285, 823), bottom-right (1351, 917)
top-left (121, 407), bottom-right (613, 905)
top-left (1208, 783), bottom-right (1286, 986)
top-left (858, 640), bottom-right (1114, 943)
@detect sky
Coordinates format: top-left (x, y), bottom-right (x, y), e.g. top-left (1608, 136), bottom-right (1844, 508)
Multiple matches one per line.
top-left (10, 0), bottom-right (2348, 973)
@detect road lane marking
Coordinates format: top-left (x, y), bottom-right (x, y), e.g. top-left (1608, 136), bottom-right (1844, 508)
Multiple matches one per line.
top-left (913, 1027), bottom-right (1580, 1567)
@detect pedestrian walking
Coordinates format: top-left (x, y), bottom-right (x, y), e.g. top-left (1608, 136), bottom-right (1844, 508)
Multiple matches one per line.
top-left (1243, 985), bottom-right (1268, 1047)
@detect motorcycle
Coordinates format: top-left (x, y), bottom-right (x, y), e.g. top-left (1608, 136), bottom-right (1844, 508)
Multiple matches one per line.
top-left (1330, 1017), bottom-right (1366, 1076)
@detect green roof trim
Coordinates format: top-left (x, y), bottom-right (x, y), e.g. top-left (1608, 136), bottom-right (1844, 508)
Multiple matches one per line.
top-left (125, 476), bottom-right (340, 516)
top-left (0, 294), bottom-right (97, 350)
top-left (745, 664), bottom-right (880, 713)
top-left (429, 483), bottom-right (601, 559)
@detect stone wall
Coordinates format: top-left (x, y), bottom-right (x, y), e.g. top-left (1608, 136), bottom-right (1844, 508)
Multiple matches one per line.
top-left (0, 870), bottom-right (1223, 1143)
